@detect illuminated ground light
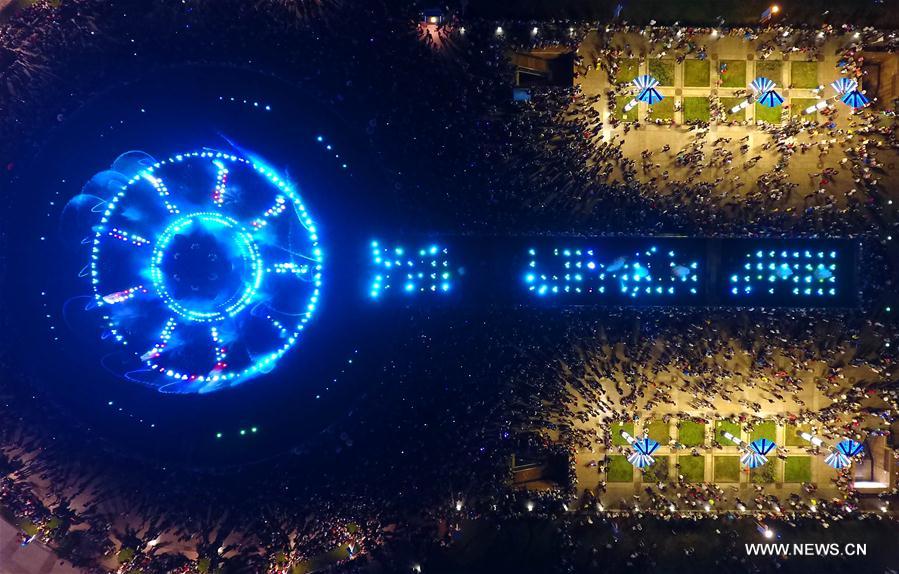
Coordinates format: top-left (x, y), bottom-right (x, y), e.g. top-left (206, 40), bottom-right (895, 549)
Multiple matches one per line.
top-left (368, 241), bottom-right (452, 298)
top-left (730, 249), bottom-right (837, 297)
top-left (525, 246), bottom-right (699, 298)
top-left (90, 150), bottom-right (322, 393)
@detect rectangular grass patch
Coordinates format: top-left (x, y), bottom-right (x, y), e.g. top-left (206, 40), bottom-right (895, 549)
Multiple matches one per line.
top-left (784, 457), bottom-right (812, 482)
top-left (750, 421), bottom-right (777, 443)
top-left (791, 61), bottom-right (819, 89)
top-left (611, 422), bottom-right (635, 446)
top-left (607, 455), bottom-right (634, 482)
top-left (785, 424), bottom-right (811, 447)
top-left (647, 96), bottom-right (674, 121)
top-left (646, 420), bottom-right (671, 443)
top-left (755, 102), bottom-right (782, 124)
top-left (715, 420), bottom-right (742, 444)
top-left (678, 455), bottom-right (705, 482)
top-left (642, 455), bottom-right (669, 483)
top-left (714, 456), bottom-right (741, 482)
top-left (790, 98), bottom-right (817, 118)
top-left (755, 60), bottom-right (783, 84)
top-left (683, 97), bottom-right (710, 122)
top-left (678, 420), bottom-right (706, 447)
top-left (615, 58), bottom-right (639, 84)
top-left (719, 60), bottom-right (746, 88)
top-left (615, 95), bottom-right (638, 122)
top-left (721, 97), bottom-right (747, 120)
top-left (649, 59), bottom-right (675, 86)
top-left (684, 59), bottom-right (710, 87)
top-left (750, 460), bottom-right (778, 484)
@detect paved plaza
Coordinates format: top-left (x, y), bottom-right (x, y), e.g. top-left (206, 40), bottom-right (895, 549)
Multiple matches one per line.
top-left (572, 32), bottom-right (899, 214)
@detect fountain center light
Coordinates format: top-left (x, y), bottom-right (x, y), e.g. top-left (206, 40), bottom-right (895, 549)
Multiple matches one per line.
top-left (89, 150), bottom-right (323, 393)
top-left (150, 213), bottom-right (262, 322)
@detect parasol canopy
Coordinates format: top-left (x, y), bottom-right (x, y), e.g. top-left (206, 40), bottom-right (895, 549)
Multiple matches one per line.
top-left (825, 450), bottom-right (851, 469)
top-left (749, 438), bottom-right (776, 456)
top-left (637, 87), bottom-right (664, 105)
top-left (830, 77), bottom-right (858, 95)
top-left (836, 439), bottom-right (864, 458)
top-left (757, 89), bottom-right (784, 108)
top-left (750, 76), bottom-right (776, 93)
top-left (632, 74), bottom-right (660, 90)
top-left (841, 89), bottom-right (869, 109)
top-left (740, 450), bottom-right (769, 469)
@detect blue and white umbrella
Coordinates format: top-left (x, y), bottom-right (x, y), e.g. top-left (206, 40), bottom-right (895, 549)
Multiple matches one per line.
top-left (841, 89), bottom-right (869, 109)
top-left (750, 77), bottom-right (776, 93)
top-left (633, 74), bottom-right (660, 90)
top-left (740, 450), bottom-right (769, 469)
top-left (637, 87), bottom-right (664, 105)
top-left (628, 451), bottom-right (656, 468)
top-left (757, 89), bottom-right (784, 108)
top-left (749, 438), bottom-right (776, 456)
top-left (628, 437), bottom-right (660, 468)
top-left (836, 439), bottom-right (864, 458)
top-left (824, 450), bottom-right (851, 470)
top-left (831, 77), bottom-right (858, 95)
top-left (634, 437), bottom-right (660, 456)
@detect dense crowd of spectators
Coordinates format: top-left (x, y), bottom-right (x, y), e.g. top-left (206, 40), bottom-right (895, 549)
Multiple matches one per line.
top-left (1, 1), bottom-right (899, 573)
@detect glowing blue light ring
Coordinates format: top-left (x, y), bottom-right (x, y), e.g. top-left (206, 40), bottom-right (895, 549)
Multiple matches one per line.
top-left (89, 150), bottom-right (323, 390)
top-left (148, 212), bottom-right (263, 322)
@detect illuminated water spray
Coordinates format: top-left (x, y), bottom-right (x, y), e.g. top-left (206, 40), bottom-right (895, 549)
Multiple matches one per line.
top-left (90, 150), bottom-right (322, 393)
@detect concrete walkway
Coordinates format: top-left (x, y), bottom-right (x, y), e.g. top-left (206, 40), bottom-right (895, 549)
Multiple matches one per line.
top-left (0, 516), bottom-right (82, 574)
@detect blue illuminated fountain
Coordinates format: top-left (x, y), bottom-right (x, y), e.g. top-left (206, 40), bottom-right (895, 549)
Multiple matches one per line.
top-left (90, 150), bottom-right (322, 393)
top-left (368, 241), bottom-right (453, 298)
top-left (730, 249), bottom-right (838, 298)
top-left (525, 245), bottom-right (699, 298)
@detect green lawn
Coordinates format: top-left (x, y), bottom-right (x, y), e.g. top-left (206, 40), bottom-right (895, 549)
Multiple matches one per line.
top-left (678, 455), bottom-right (705, 482)
top-left (719, 60), bottom-right (747, 88)
top-left (611, 422), bottom-right (635, 445)
top-left (615, 95), bottom-right (638, 122)
top-left (720, 97), bottom-right (747, 120)
top-left (647, 96), bottom-right (674, 121)
top-left (750, 421), bottom-right (777, 443)
top-left (615, 58), bottom-right (639, 84)
top-left (683, 97), bottom-right (710, 122)
top-left (715, 420), bottom-right (742, 444)
top-left (18, 519), bottom-right (38, 537)
top-left (678, 420), bottom-right (706, 446)
top-left (649, 59), bottom-right (675, 86)
top-left (785, 424), bottom-right (811, 447)
top-left (117, 548), bottom-right (136, 564)
top-left (293, 544), bottom-right (353, 574)
top-left (790, 98), bottom-right (818, 118)
top-left (642, 455), bottom-right (669, 483)
top-left (607, 455), bottom-right (634, 482)
top-left (754, 102), bottom-right (782, 124)
top-left (751, 460), bottom-right (778, 484)
top-left (646, 420), bottom-right (671, 443)
top-left (784, 457), bottom-right (813, 482)
top-left (714, 456), bottom-right (741, 482)
top-left (791, 61), bottom-right (819, 89)
top-left (684, 59), bottom-right (710, 87)
top-left (755, 60), bottom-right (783, 84)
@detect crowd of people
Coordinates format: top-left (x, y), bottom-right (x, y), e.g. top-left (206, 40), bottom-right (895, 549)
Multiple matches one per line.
top-left (1, 1), bottom-right (899, 573)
